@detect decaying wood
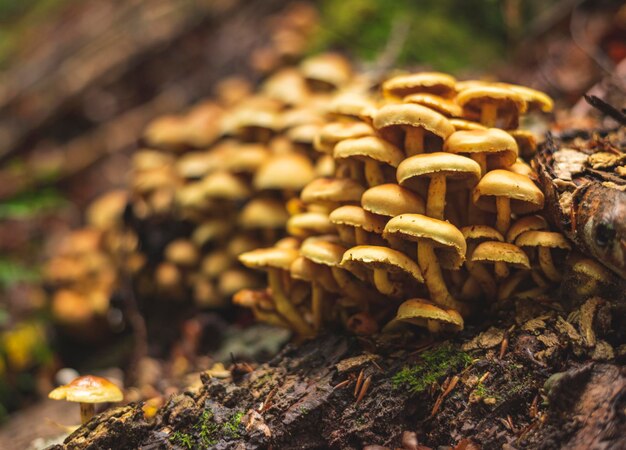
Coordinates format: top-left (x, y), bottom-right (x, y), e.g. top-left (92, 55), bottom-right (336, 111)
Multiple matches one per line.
top-left (50, 296), bottom-right (626, 449)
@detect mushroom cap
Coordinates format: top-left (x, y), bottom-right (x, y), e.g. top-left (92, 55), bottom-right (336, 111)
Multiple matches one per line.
top-left (192, 220), bottom-right (231, 247)
top-left (394, 299), bottom-right (463, 331)
top-left (49, 375), bottom-right (123, 403)
top-left (327, 92), bottom-right (376, 119)
top-left (133, 150), bottom-right (175, 172)
top-left (202, 172), bottom-right (251, 200)
top-left (396, 152), bottom-right (481, 191)
top-left (444, 128), bottom-right (519, 169)
top-left (361, 184), bottom-right (425, 217)
top-left (472, 170), bottom-right (544, 214)
top-left (471, 241), bottom-right (531, 269)
top-left (261, 68), bottom-right (309, 106)
top-left (329, 205), bottom-right (387, 233)
top-left (274, 236), bottom-right (302, 250)
top-left (509, 159), bottom-right (537, 180)
top-left (515, 230), bottom-right (572, 250)
top-left (301, 177), bottom-right (365, 205)
top-left (254, 153), bottom-right (316, 191)
top-left (456, 86), bottom-right (527, 127)
top-left (221, 144), bottom-right (270, 174)
top-left (143, 115), bottom-right (187, 149)
top-left (373, 103), bottom-right (455, 145)
top-left (281, 108), bottom-right (323, 130)
top-left (403, 93), bottom-right (462, 117)
top-left (382, 72), bottom-right (457, 98)
top-left (287, 212), bottom-right (335, 237)
top-left (287, 123), bottom-right (322, 145)
top-left (164, 240), bottom-right (199, 267)
top-left (239, 247), bottom-right (300, 271)
top-left (313, 122), bottom-right (374, 153)
top-left (449, 118), bottom-right (487, 131)
top-left (290, 256), bottom-right (315, 282)
top-left (509, 129), bottom-right (537, 157)
top-left (300, 236), bottom-right (346, 267)
top-left (461, 225), bottom-right (504, 243)
top-left (175, 151), bottom-right (222, 179)
top-left (506, 215), bottom-right (548, 243)
top-left (218, 269), bottom-right (261, 298)
top-left (201, 251), bottom-right (234, 279)
top-left (86, 190), bottom-right (128, 230)
top-left (334, 136), bottom-right (404, 167)
top-left (341, 245), bottom-right (423, 282)
top-left (383, 214), bottom-right (466, 269)
top-left (239, 198), bottom-right (288, 229)
top-left (300, 53), bottom-right (352, 89)
top-left (495, 83), bottom-right (553, 113)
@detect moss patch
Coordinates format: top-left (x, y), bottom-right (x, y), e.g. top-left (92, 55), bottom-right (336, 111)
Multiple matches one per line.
top-left (169, 409), bottom-right (245, 448)
top-left (392, 344), bottom-right (472, 393)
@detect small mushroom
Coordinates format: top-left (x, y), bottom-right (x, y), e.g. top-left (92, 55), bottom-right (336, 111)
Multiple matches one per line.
top-left (300, 177), bottom-right (365, 212)
top-left (334, 136), bottom-right (404, 186)
top-left (373, 103), bottom-right (454, 156)
top-left (329, 205), bottom-right (387, 246)
top-left (392, 299), bottom-right (463, 333)
top-left (383, 214), bottom-right (467, 313)
top-left (382, 72), bottom-right (457, 99)
top-left (403, 93), bottom-right (462, 117)
top-left (49, 375), bottom-right (123, 424)
top-left (286, 211), bottom-right (335, 238)
top-left (341, 245), bottom-right (424, 298)
top-left (239, 247), bottom-right (313, 337)
top-left (472, 170), bottom-right (544, 235)
top-left (444, 128), bottom-right (518, 176)
top-left (456, 85), bottom-right (526, 128)
top-left (471, 241), bottom-right (530, 297)
top-left (515, 231), bottom-right (572, 282)
top-left (254, 152), bottom-right (316, 193)
top-left (397, 152), bottom-right (481, 219)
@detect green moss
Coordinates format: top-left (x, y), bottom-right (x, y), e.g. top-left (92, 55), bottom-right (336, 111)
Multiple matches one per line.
top-left (169, 409), bottom-right (245, 447)
top-left (169, 431), bottom-right (194, 449)
top-left (392, 344), bottom-right (472, 393)
top-left (222, 411), bottom-right (244, 439)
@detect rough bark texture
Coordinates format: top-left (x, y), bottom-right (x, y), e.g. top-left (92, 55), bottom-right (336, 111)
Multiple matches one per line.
top-left (51, 298), bottom-right (626, 450)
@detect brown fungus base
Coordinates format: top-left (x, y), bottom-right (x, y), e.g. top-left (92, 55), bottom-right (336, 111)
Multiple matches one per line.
top-left (52, 299), bottom-right (625, 450)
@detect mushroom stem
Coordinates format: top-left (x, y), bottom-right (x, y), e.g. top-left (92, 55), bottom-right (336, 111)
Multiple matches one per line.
top-left (364, 160), bottom-right (386, 187)
top-left (495, 196), bottom-right (511, 235)
top-left (468, 262), bottom-right (497, 300)
top-left (494, 261), bottom-right (509, 279)
top-left (480, 103), bottom-right (498, 127)
top-left (354, 228), bottom-right (369, 245)
top-left (268, 269), bottom-right (313, 337)
top-left (498, 270), bottom-right (529, 301)
top-left (471, 153), bottom-right (488, 176)
top-left (331, 267), bottom-right (380, 305)
top-left (373, 269), bottom-right (401, 297)
top-left (311, 283), bottom-right (325, 331)
top-left (417, 242), bottom-right (468, 313)
top-left (427, 320), bottom-right (442, 333)
top-left (531, 268), bottom-right (550, 288)
top-left (404, 126), bottom-right (424, 156)
top-left (538, 247), bottom-right (562, 282)
top-left (80, 403), bottom-right (95, 424)
top-left (426, 174), bottom-right (447, 219)
top-left (254, 308), bottom-right (291, 328)
top-left (336, 225), bottom-right (356, 246)
top-left (348, 160), bottom-right (362, 182)
top-left (461, 276), bottom-right (482, 300)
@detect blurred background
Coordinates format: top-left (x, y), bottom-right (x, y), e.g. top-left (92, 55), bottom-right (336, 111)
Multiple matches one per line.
top-left (0, 0), bottom-right (624, 446)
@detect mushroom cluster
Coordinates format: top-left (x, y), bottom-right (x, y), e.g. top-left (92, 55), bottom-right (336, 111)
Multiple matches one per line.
top-left (44, 51), bottom-right (569, 342)
top-left (44, 190), bottom-right (131, 338)
top-left (235, 69), bottom-right (569, 338)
